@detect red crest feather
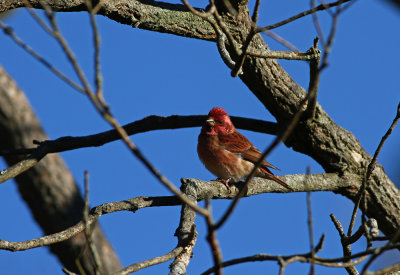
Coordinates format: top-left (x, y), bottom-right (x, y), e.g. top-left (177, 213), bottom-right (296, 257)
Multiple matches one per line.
top-left (208, 107), bottom-right (227, 117)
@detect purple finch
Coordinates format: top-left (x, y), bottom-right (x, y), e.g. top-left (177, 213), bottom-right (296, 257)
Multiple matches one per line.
top-left (197, 107), bottom-right (292, 191)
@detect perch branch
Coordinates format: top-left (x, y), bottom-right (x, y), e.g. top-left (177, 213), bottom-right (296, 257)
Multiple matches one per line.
top-left (0, 173), bottom-right (358, 252)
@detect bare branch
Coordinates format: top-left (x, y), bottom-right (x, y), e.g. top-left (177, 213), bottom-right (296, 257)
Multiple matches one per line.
top-left (170, 226), bottom-right (198, 275)
top-left (114, 247), bottom-right (184, 275)
top-left (0, 64), bottom-right (122, 273)
top-left (0, 196), bottom-right (180, 252)
top-left (306, 166), bottom-right (315, 275)
top-left (2, 2), bottom-right (210, 217)
top-left (330, 214), bottom-right (361, 275)
top-left (0, 0), bottom-right (216, 41)
top-left (258, 0), bottom-right (352, 32)
top-left (170, 179), bottom-right (199, 275)
top-left (205, 201), bottom-right (223, 275)
top-left (311, 0), bottom-right (327, 47)
top-left (348, 101), bottom-right (400, 236)
top-left (304, 37), bottom-right (322, 120)
top-left (202, 245), bottom-right (373, 275)
top-left (216, 31), bottom-right (237, 70)
top-left (81, 170), bottom-right (102, 275)
top-left (319, 0), bottom-right (345, 71)
top-left (0, 115), bottom-right (277, 156)
top-left (247, 48), bottom-right (319, 61)
top-left (0, 22), bottom-right (84, 92)
top-left (262, 30), bottom-right (300, 52)
top-left (85, 0), bottom-right (103, 99)
top-left (0, 173), bottom-right (358, 252)
top-left (38, 3), bottom-right (92, 94)
top-left (365, 262), bottom-right (400, 275)
top-left (230, 0), bottom-right (261, 77)
top-left (203, 238), bottom-right (400, 275)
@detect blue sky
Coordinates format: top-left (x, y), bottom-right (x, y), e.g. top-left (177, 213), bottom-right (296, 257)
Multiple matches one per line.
top-left (0, 0), bottom-right (400, 274)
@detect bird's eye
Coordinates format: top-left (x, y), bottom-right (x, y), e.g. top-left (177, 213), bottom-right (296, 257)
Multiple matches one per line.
top-left (216, 120), bottom-right (223, 125)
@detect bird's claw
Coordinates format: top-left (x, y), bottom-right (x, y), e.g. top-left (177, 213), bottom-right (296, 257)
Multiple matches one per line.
top-left (216, 178), bottom-right (231, 192)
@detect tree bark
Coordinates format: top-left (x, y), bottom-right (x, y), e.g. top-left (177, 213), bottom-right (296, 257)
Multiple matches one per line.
top-left (0, 65), bottom-right (122, 274)
top-left (0, 0), bottom-right (399, 245)
top-left (215, 1), bottom-right (400, 239)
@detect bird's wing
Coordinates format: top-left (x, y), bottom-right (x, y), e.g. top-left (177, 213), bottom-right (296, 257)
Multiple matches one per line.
top-left (219, 131), bottom-right (279, 170)
top-left (242, 146), bottom-right (280, 171)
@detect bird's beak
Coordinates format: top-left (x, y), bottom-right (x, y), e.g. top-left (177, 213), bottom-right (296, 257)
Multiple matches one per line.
top-left (206, 118), bottom-right (215, 127)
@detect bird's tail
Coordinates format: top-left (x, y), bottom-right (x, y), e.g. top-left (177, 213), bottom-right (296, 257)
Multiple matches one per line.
top-left (260, 167), bottom-right (293, 191)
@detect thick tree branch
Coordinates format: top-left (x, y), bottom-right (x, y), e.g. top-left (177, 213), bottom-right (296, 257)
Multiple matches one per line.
top-left (170, 179), bottom-right (199, 275)
top-left (0, 114), bottom-right (278, 189)
top-left (0, 115), bottom-right (278, 157)
top-left (2, 0), bottom-right (399, 268)
top-left (0, 0), bottom-right (216, 41)
top-left (208, 0), bottom-right (400, 241)
top-left (0, 65), bottom-right (122, 274)
top-left (0, 173), bottom-right (358, 252)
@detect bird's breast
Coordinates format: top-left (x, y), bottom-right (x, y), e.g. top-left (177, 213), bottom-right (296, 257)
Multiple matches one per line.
top-left (197, 134), bottom-right (254, 180)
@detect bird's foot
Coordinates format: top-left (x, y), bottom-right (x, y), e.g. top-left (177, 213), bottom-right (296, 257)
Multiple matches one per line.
top-left (215, 178), bottom-right (231, 192)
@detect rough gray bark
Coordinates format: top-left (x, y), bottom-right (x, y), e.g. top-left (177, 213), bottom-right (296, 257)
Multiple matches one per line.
top-left (0, 173), bottom-right (357, 252)
top-left (0, 65), bottom-right (122, 274)
top-left (0, 0), bottom-right (399, 264)
top-left (0, 0), bottom-right (215, 41)
top-left (216, 3), bottom-right (400, 240)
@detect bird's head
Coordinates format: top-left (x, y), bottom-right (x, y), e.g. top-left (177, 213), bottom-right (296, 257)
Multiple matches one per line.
top-left (201, 107), bottom-right (235, 135)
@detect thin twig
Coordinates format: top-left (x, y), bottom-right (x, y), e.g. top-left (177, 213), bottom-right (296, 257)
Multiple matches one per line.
top-left (202, 241), bottom-right (394, 275)
top-left (319, 0), bottom-right (344, 71)
top-left (29, 3), bottom-right (209, 217)
top-left (230, 28), bottom-right (256, 77)
top-left (229, 0), bottom-right (261, 77)
top-left (251, 0), bottom-right (261, 23)
top-left (261, 30), bottom-right (299, 52)
top-left (0, 196), bottom-right (181, 252)
top-left (311, 0), bottom-right (326, 47)
top-left (22, 0), bottom-right (53, 35)
top-left (306, 166), bottom-right (315, 275)
top-left (114, 247), bottom-right (184, 275)
top-left (347, 225), bottom-right (366, 245)
top-left (216, 31), bottom-right (237, 70)
top-left (304, 37), bottom-right (321, 120)
top-left (0, 22), bottom-right (84, 92)
top-left (82, 171), bottom-right (102, 275)
top-left (347, 101), bottom-right (400, 236)
top-left (39, 2), bottom-right (93, 94)
top-left (205, 200), bottom-right (223, 275)
top-left (220, 0), bottom-right (238, 16)
top-left (181, 0), bottom-right (240, 65)
top-left (258, 0), bottom-right (351, 32)
top-left (330, 214), bottom-right (361, 275)
top-left (209, 0), bottom-right (240, 57)
top-left (85, 0), bottom-right (104, 100)
top-left (0, 146), bottom-right (47, 184)
top-left (92, 0), bottom-right (106, 15)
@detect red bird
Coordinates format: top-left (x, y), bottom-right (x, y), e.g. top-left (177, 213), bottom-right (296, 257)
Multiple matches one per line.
top-left (197, 107), bottom-right (293, 191)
